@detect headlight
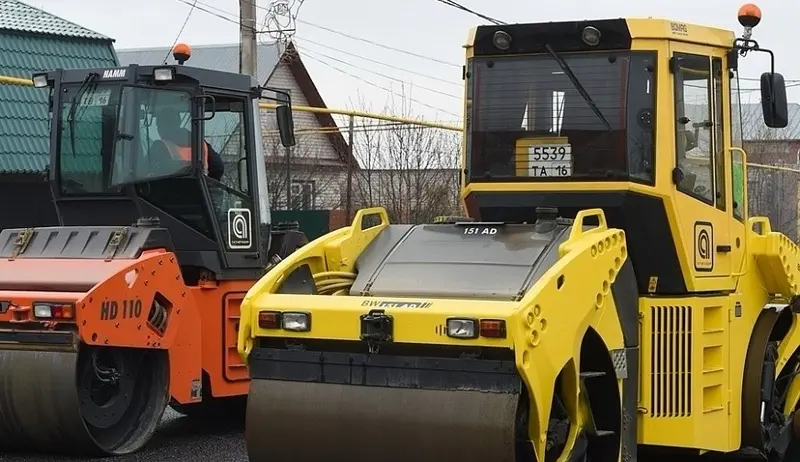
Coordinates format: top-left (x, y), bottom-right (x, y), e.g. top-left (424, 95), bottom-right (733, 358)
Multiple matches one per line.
top-left (153, 67), bottom-right (175, 81)
top-left (32, 73), bottom-right (49, 88)
top-left (281, 312), bottom-right (311, 332)
top-left (446, 318), bottom-right (478, 339)
top-left (581, 26), bottom-right (601, 46)
top-left (492, 30), bottom-right (512, 50)
top-left (33, 303), bottom-right (53, 318)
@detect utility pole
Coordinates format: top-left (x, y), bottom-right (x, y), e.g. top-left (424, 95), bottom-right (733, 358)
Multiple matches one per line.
top-left (239, 0), bottom-right (258, 77)
top-left (345, 115), bottom-right (354, 221)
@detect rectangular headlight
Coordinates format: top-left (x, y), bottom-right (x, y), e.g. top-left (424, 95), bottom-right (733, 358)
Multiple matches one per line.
top-left (446, 317), bottom-right (478, 339)
top-left (32, 73), bottom-right (48, 88)
top-left (153, 67), bottom-right (174, 81)
top-left (33, 303), bottom-right (52, 318)
top-left (281, 312), bottom-right (311, 332)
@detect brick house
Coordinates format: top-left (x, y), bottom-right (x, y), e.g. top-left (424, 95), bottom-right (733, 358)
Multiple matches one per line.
top-left (0, 0), bottom-right (118, 230)
top-left (116, 41), bottom-right (353, 213)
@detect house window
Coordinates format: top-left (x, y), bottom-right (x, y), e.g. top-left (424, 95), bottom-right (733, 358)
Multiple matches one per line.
top-left (290, 180), bottom-right (315, 210)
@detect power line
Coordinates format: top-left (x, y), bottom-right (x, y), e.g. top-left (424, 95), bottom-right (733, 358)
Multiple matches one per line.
top-left (295, 43), bottom-right (461, 100)
top-left (172, 0), bottom-right (250, 29)
top-left (190, 0), bottom-right (461, 68)
top-left (170, 0), bottom-right (461, 116)
top-left (294, 35), bottom-right (463, 87)
top-left (292, 18), bottom-right (461, 68)
top-left (299, 51), bottom-right (461, 118)
top-left (165, 0), bottom-right (199, 64)
top-left (434, 0), bottom-right (505, 25)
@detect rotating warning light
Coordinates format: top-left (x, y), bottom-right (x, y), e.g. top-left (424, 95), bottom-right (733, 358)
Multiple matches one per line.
top-left (737, 3), bottom-right (762, 28)
top-left (172, 42), bottom-right (192, 65)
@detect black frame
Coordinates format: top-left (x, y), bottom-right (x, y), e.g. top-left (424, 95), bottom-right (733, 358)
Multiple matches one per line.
top-left (39, 64), bottom-right (273, 280)
top-left (465, 50), bottom-right (658, 186)
top-left (671, 52), bottom-right (717, 206)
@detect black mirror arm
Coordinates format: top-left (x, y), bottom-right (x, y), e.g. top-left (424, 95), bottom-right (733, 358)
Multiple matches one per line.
top-left (734, 39), bottom-right (775, 75)
top-left (251, 85), bottom-right (292, 105)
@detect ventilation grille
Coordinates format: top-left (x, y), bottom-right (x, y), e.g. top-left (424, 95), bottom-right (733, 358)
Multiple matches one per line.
top-left (650, 305), bottom-right (692, 418)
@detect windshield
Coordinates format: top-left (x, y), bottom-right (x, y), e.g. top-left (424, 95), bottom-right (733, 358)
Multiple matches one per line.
top-left (467, 51), bottom-right (656, 183)
top-left (111, 86), bottom-right (193, 186)
top-left (57, 83), bottom-right (123, 194)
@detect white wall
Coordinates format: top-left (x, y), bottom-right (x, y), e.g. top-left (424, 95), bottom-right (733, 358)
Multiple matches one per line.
top-left (260, 60), bottom-right (346, 210)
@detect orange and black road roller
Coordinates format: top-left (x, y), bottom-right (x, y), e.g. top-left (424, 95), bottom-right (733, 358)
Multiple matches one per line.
top-left (0, 45), bottom-right (306, 456)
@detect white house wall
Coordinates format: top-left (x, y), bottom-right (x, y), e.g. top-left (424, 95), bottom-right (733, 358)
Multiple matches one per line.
top-left (260, 60), bottom-right (345, 209)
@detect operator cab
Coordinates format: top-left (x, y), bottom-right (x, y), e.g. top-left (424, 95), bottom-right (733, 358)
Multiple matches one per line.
top-left (32, 43), bottom-right (296, 280)
top-left (462, 5), bottom-right (788, 294)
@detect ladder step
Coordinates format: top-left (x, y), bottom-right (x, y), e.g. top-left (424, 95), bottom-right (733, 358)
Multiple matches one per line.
top-left (595, 430), bottom-right (615, 437)
top-left (580, 371), bottom-right (606, 379)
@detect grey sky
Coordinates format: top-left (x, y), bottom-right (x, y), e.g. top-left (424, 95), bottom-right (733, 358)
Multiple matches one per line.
top-left (28, 0), bottom-right (799, 124)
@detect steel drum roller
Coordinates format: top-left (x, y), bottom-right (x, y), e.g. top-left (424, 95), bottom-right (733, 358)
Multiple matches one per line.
top-left (245, 380), bottom-right (521, 462)
top-left (0, 346), bottom-right (169, 455)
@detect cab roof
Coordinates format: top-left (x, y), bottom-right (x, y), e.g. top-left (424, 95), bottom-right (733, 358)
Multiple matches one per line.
top-left (467, 17), bottom-right (737, 52)
top-left (37, 64), bottom-right (258, 94)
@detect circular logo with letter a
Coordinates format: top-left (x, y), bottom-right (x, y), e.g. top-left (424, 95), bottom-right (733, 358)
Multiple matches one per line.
top-left (694, 221), bottom-right (714, 272)
top-left (227, 208), bottom-right (252, 250)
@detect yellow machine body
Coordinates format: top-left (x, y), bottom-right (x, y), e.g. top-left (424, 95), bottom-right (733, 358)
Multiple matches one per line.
top-left (239, 10), bottom-right (800, 462)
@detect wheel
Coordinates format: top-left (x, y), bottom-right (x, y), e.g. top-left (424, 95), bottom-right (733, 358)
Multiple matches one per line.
top-left (0, 344), bottom-right (169, 456)
top-left (741, 308), bottom-right (800, 462)
top-left (76, 345), bottom-right (170, 454)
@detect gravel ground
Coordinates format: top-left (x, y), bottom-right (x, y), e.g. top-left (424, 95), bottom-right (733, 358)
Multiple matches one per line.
top-left (3, 408), bottom-right (248, 462)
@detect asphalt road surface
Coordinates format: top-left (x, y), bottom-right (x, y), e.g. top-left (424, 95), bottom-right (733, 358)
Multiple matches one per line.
top-left (4, 408), bottom-right (248, 462)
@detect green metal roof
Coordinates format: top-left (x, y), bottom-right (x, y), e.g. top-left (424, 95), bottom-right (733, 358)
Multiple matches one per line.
top-left (0, 0), bottom-right (111, 40)
top-left (0, 28), bottom-right (116, 174)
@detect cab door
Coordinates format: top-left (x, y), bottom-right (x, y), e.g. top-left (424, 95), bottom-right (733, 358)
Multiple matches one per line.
top-left (669, 44), bottom-right (732, 286)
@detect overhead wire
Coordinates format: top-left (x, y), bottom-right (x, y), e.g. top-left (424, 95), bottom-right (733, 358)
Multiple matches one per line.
top-left (298, 50), bottom-right (462, 118)
top-left (295, 44), bottom-right (461, 100)
top-left (175, 0), bottom-right (461, 116)
top-left (293, 35), bottom-right (463, 87)
top-left (434, 0), bottom-right (505, 25)
top-left (173, 0), bottom-right (246, 29)
top-left (165, 0), bottom-right (199, 63)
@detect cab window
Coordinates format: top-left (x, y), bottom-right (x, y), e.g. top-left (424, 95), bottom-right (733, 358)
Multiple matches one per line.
top-left (673, 53), bottom-right (714, 204)
top-left (111, 86), bottom-right (193, 186)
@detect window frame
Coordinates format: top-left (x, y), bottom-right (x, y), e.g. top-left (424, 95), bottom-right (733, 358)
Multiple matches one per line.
top-left (466, 50), bottom-right (658, 185)
top-left (672, 52), bottom-right (716, 206)
top-left (712, 57), bottom-right (726, 212)
top-left (110, 84), bottom-right (195, 188)
top-left (729, 69), bottom-right (746, 222)
top-left (290, 179), bottom-right (316, 210)
top-left (56, 83), bottom-right (126, 197)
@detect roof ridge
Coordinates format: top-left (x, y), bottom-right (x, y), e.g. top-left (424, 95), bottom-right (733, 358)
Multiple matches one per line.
top-left (0, 0), bottom-right (111, 40)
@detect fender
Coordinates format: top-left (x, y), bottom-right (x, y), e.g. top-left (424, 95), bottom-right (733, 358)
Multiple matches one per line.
top-left (741, 306), bottom-right (793, 455)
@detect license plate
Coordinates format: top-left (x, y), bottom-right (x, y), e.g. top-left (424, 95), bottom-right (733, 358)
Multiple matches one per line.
top-left (80, 89), bottom-right (112, 107)
top-left (528, 144), bottom-right (572, 177)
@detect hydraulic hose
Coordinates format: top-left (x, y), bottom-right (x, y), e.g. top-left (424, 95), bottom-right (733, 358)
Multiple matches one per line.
top-left (313, 271), bottom-right (357, 296)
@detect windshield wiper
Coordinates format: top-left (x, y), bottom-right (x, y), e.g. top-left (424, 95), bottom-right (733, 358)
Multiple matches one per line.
top-left (544, 44), bottom-right (613, 132)
top-left (66, 72), bottom-right (99, 157)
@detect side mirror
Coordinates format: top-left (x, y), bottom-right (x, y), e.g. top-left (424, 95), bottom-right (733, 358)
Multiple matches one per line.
top-left (276, 104), bottom-right (296, 148)
top-left (760, 72), bottom-right (788, 128)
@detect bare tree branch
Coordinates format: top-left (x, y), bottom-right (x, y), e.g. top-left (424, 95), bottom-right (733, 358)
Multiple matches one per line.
top-left (342, 90), bottom-right (462, 223)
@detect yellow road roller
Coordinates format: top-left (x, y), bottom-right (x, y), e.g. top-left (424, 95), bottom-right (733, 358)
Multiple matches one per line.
top-left (238, 4), bottom-right (800, 461)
